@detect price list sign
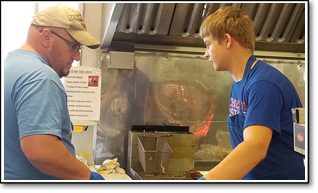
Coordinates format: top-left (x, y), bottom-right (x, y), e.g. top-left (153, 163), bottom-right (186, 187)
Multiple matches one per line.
top-left (62, 66), bottom-right (101, 124)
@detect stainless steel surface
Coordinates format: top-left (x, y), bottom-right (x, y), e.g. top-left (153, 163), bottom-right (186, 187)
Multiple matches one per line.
top-left (101, 3), bottom-right (125, 48)
top-left (108, 51), bottom-right (134, 69)
top-left (133, 44), bottom-right (305, 60)
top-left (101, 3), bottom-right (306, 53)
top-left (130, 168), bottom-right (199, 180)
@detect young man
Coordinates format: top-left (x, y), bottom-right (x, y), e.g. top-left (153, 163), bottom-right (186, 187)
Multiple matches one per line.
top-left (198, 6), bottom-right (305, 180)
top-left (4, 5), bottom-right (104, 180)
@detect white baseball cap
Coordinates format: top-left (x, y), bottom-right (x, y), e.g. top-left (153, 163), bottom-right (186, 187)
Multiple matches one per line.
top-left (31, 4), bottom-right (100, 49)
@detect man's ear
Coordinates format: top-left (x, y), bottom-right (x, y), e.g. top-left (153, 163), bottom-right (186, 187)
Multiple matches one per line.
top-left (39, 28), bottom-right (52, 48)
top-left (224, 33), bottom-right (232, 49)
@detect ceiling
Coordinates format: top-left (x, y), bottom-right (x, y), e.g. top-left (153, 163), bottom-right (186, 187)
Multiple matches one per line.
top-left (102, 3), bottom-right (306, 53)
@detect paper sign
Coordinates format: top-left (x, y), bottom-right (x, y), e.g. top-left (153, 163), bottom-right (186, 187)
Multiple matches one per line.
top-left (62, 66), bottom-right (101, 125)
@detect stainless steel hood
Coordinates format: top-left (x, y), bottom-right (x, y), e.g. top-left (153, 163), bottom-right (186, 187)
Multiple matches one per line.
top-left (101, 3), bottom-right (306, 53)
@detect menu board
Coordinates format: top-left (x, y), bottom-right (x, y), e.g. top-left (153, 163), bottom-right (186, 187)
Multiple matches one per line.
top-left (62, 66), bottom-right (101, 125)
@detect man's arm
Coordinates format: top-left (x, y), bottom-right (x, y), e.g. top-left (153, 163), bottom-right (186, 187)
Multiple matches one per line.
top-left (202, 125), bottom-right (273, 180)
top-left (21, 134), bottom-right (92, 180)
top-left (100, 89), bottom-right (122, 109)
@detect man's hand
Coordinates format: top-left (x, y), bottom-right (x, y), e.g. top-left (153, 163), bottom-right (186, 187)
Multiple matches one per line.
top-left (89, 171), bottom-right (105, 180)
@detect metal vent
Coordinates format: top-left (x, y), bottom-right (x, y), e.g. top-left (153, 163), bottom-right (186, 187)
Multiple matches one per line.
top-left (251, 3), bottom-right (305, 44)
top-left (110, 3), bottom-right (306, 53)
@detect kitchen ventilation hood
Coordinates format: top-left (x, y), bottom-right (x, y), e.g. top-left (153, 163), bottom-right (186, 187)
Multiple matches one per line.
top-left (101, 3), bottom-right (306, 53)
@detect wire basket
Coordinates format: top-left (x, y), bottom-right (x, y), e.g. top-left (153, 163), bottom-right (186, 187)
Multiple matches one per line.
top-left (137, 135), bottom-right (173, 176)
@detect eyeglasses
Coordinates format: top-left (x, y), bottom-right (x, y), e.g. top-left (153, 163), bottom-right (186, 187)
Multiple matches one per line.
top-left (50, 31), bottom-right (82, 52)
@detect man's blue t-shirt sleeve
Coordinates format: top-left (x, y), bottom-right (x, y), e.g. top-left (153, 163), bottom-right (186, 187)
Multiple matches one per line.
top-left (243, 80), bottom-right (283, 135)
top-left (14, 77), bottom-right (66, 139)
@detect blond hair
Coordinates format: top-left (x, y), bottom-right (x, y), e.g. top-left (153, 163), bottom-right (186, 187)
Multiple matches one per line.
top-left (200, 6), bottom-right (255, 51)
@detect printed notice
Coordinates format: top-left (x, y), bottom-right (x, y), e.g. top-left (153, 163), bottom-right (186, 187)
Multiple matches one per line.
top-left (62, 66), bottom-right (101, 124)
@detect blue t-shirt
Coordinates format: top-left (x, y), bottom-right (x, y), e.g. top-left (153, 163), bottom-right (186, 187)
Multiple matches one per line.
top-left (228, 56), bottom-right (305, 180)
top-left (4, 49), bottom-right (75, 180)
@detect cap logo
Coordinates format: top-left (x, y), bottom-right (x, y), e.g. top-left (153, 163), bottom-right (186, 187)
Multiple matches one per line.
top-left (69, 15), bottom-right (87, 29)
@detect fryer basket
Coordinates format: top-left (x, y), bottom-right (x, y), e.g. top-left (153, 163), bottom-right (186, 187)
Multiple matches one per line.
top-left (137, 135), bottom-right (173, 176)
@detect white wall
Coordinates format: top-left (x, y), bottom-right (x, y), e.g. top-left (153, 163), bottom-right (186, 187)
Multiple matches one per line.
top-left (1, 2), bottom-right (80, 66)
top-left (79, 3), bottom-right (103, 68)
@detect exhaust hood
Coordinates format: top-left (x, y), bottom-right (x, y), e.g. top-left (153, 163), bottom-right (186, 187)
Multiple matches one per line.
top-left (101, 3), bottom-right (306, 53)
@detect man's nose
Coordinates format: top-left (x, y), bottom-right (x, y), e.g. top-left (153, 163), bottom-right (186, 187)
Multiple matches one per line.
top-left (204, 50), bottom-right (209, 58)
top-left (73, 51), bottom-right (81, 61)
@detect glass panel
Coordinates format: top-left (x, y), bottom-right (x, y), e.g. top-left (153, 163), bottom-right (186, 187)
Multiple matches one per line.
top-left (97, 50), bottom-right (306, 172)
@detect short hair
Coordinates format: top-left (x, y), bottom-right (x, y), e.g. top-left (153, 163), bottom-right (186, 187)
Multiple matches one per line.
top-left (200, 6), bottom-right (255, 52)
